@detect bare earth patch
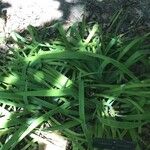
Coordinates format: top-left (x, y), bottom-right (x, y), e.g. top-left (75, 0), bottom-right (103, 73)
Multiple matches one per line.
top-left (0, 0), bottom-right (84, 34)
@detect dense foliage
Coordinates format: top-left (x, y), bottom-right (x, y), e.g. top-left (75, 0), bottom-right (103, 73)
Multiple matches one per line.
top-left (0, 18), bottom-right (150, 150)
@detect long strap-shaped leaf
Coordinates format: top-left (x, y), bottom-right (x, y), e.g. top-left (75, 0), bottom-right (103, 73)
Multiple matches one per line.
top-left (25, 51), bottom-right (138, 81)
top-left (16, 86), bottom-right (76, 97)
top-left (1, 108), bottom-right (59, 150)
top-left (99, 117), bottom-right (146, 129)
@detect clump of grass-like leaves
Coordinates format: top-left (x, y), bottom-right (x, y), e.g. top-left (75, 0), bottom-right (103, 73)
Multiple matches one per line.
top-left (0, 19), bottom-right (150, 150)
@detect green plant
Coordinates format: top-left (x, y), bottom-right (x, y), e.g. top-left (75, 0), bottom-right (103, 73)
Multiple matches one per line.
top-left (0, 19), bottom-right (150, 150)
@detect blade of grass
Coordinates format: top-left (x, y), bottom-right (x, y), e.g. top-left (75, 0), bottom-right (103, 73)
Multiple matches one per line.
top-left (16, 87), bottom-right (76, 97)
top-left (25, 51), bottom-right (138, 81)
top-left (1, 108), bottom-right (59, 150)
top-left (99, 117), bottom-right (146, 129)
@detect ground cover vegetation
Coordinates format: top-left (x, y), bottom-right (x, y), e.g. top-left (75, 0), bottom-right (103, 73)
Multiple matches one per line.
top-left (0, 12), bottom-right (150, 150)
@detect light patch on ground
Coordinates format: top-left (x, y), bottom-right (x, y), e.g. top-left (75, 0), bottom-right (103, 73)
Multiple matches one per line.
top-left (30, 131), bottom-right (68, 150)
top-left (1, 0), bottom-right (84, 33)
top-left (1, 0), bottom-right (63, 32)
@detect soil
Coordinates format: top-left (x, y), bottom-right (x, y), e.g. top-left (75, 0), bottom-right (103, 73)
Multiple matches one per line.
top-left (85, 0), bottom-right (150, 35)
top-left (0, 0), bottom-right (150, 35)
top-left (0, 0), bottom-right (85, 34)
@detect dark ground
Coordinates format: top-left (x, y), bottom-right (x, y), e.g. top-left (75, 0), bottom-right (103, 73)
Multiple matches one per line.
top-left (85, 0), bottom-right (150, 35)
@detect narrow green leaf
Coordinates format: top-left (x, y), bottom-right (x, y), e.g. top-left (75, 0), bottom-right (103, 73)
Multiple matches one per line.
top-left (99, 117), bottom-right (145, 129)
top-left (1, 109), bottom-right (58, 150)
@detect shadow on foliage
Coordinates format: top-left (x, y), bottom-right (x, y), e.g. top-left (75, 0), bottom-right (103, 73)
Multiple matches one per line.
top-left (0, 1), bottom-right (150, 150)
